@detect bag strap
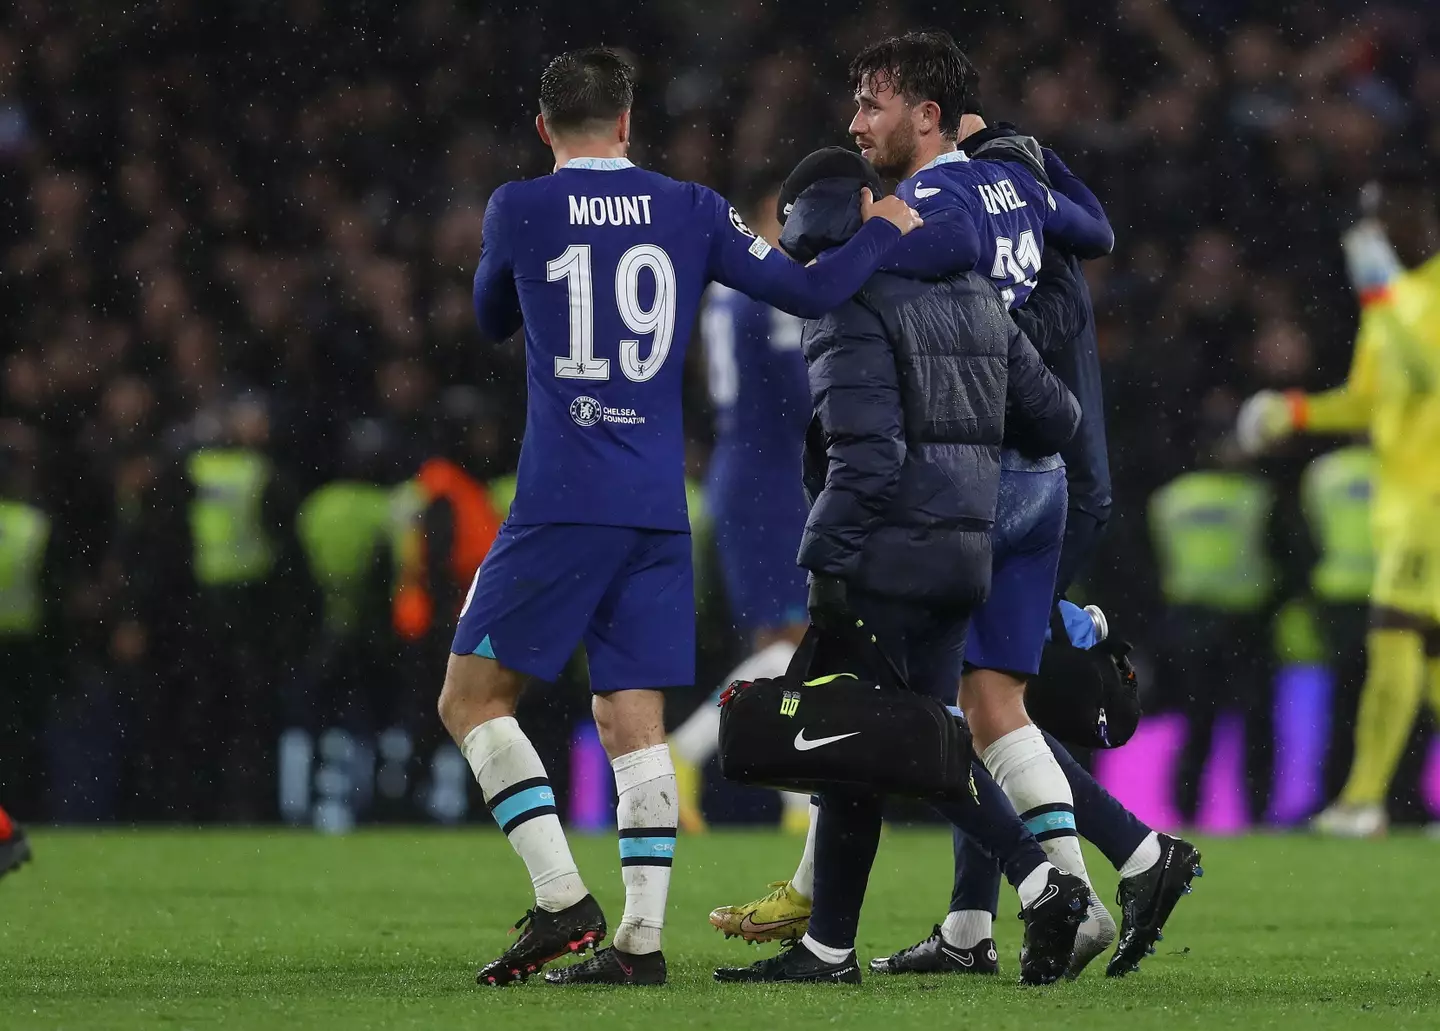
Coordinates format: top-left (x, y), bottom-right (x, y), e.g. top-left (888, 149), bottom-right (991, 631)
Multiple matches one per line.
top-left (846, 616), bottom-right (911, 692)
top-left (784, 625), bottom-right (824, 682)
top-left (785, 619), bottom-right (912, 693)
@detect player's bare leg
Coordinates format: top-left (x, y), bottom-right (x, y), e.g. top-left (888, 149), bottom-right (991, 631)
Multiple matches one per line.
top-left (963, 669), bottom-right (1091, 883)
top-left (546, 688), bottom-right (674, 986)
top-left (961, 669), bottom-right (1112, 976)
top-left (591, 686), bottom-right (666, 756)
top-left (439, 653), bottom-right (602, 986)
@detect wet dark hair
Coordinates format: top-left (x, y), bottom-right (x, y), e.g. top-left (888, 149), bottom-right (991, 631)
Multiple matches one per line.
top-left (539, 47), bottom-right (635, 134)
top-left (849, 30), bottom-right (984, 138)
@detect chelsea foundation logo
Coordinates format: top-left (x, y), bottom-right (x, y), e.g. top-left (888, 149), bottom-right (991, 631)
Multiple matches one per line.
top-left (570, 396), bottom-right (645, 427)
top-left (570, 396), bottom-right (601, 427)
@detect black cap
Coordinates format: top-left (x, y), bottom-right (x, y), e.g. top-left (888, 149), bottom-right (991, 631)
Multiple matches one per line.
top-left (777, 147), bottom-right (883, 226)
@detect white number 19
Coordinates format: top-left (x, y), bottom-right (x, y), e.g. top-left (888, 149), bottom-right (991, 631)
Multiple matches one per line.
top-left (546, 243), bottom-right (676, 383)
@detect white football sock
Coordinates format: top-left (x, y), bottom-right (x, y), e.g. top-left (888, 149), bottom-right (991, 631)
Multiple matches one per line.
top-left (789, 800), bottom-right (820, 900)
top-left (983, 724), bottom-right (1091, 886)
top-left (800, 932), bottom-right (852, 964)
top-left (462, 717), bottom-right (586, 913)
top-left (1016, 863), bottom-right (1054, 909)
top-left (1119, 831), bottom-right (1162, 879)
top-left (612, 744), bottom-right (678, 955)
top-left (941, 909), bottom-right (993, 949)
top-left (668, 641), bottom-right (797, 764)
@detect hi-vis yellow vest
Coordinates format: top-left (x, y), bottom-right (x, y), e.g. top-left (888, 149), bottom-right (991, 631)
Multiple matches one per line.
top-left (296, 481), bottom-right (395, 631)
top-left (187, 449), bottom-right (276, 587)
top-left (1149, 471), bottom-right (1274, 612)
top-left (1301, 446), bottom-right (1376, 604)
top-left (0, 501), bottom-right (48, 636)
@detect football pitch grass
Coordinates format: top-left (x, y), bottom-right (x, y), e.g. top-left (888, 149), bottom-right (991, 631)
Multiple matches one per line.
top-left (3, 829), bottom-right (1439, 1029)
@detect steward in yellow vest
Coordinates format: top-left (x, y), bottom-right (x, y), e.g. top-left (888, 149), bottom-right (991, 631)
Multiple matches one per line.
top-left (1147, 434), bottom-right (1279, 826)
top-left (1300, 446), bottom-right (1379, 802)
top-left (174, 396), bottom-right (308, 822)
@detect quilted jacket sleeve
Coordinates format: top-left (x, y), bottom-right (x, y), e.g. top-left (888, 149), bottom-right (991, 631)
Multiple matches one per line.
top-left (1004, 320), bottom-right (1082, 459)
top-left (797, 301), bottom-right (906, 579)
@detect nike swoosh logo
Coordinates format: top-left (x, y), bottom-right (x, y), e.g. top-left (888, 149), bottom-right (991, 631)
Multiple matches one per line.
top-left (914, 183), bottom-right (941, 199)
top-left (739, 913), bottom-right (802, 934)
top-left (793, 729), bottom-right (861, 751)
top-left (1030, 882), bottom-right (1060, 910)
top-left (941, 946), bottom-right (975, 967)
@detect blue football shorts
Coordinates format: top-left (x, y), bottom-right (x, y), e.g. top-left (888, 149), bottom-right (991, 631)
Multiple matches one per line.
top-left (452, 522), bottom-right (695, 692)
top-left (965, 466), bottom-right (1068, 677)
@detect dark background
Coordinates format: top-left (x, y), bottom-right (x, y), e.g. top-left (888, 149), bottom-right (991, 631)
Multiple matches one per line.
top-left (3, 0), bottom-right (1438, 824)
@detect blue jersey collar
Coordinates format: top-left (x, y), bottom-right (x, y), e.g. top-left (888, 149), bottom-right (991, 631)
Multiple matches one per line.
top-left (915, 150), bottom-right (970, 173)
top-left (560, 157), bottom-right (634, 171)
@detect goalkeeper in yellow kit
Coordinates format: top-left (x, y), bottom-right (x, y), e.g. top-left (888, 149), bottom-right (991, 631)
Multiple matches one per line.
top-left (1237, 179), bottom-right (1440, 836)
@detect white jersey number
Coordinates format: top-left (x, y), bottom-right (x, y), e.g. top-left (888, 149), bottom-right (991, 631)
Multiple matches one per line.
top-left (547, 243), bottom-right (676, 383)
top-left (991, 230), bottom-right (1042, 309)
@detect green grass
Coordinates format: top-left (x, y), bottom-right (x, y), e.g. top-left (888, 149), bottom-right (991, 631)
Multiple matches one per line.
top-left (2, 828), bottom-right (1439, 1029)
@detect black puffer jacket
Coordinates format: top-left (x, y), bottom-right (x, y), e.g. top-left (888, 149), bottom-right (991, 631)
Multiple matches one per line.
top-left (785, 181), bottom-right (1080, 607)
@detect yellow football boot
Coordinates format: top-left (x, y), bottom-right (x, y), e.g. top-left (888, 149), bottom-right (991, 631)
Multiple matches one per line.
top-left (709, 880), bottom-right (812, 942)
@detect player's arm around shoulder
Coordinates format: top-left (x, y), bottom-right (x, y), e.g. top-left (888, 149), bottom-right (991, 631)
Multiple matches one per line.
top-left (882, 177), bottom-right (981, 278)
top-left (1038, 148), bottom-right (1114, 259)
top-left (904, 171), bottom-right (971, 220)
top-left (904, 169), bottom-right (986, 236)
top-left (702, 183), bottom-right (915, 319)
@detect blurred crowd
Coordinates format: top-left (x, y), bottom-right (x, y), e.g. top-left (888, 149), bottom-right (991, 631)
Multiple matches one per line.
top-left (3, 0), bottom-right (1439, 822)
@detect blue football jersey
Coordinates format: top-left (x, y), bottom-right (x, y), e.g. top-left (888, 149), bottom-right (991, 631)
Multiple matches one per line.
top-left (893, 150), bottom-right (1109, 309)
top-left (702, 284), bottom-right (809, 483)
top-left (473, 157), bottom-right (903, 532)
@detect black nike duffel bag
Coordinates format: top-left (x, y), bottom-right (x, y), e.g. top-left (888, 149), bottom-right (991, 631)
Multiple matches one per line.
top-left (1024, 608), bottom-right (1142, 750)
top-left (717, 620), bottom-right (975, 801)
